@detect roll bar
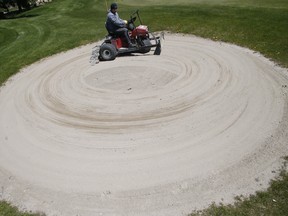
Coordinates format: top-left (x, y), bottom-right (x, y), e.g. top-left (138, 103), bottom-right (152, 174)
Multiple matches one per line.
top-left (130, 10), bottom-right (143, 25)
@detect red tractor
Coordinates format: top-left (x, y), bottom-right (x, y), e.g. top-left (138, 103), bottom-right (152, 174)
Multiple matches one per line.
top-left (99, 10), bottom-right (163, 61)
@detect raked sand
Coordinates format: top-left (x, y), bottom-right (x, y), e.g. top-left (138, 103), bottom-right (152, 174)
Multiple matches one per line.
top-left (0, 34), bottom-right (288, 216)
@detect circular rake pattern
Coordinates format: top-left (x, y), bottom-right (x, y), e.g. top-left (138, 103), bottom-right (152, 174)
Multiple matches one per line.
top-left (0, 35), bottom-right (288, 216)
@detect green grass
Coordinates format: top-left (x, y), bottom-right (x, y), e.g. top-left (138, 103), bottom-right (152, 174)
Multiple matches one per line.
top-left (0, 0), bottom-right (288, 215)
top-left (0, 201), bottom-right (44, 216)
top-left (0, 0), bottom-right (106, 84)
top-left (139, 5), bottom-right (288, 67)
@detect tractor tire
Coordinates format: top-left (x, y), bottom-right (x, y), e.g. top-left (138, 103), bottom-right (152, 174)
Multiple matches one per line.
top-left (99, 43), bottom-right (118, 61)
top-left (139, 39), bottom-right (152, 54)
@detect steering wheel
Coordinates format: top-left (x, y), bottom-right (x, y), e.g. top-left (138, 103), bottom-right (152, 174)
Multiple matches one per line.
top-left (129, 16), bottom-right (137, 24)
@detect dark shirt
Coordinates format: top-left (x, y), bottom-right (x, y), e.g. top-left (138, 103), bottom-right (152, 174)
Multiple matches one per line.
top-left (105, 11), bottom-right (126, 33)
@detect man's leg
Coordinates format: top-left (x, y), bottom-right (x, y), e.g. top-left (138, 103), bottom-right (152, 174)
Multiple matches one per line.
top-left (115, 28), bottom-right (135, 47)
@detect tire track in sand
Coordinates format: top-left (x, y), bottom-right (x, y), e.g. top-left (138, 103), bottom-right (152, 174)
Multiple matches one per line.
top-left (0, 34), bottom-right (288, 216)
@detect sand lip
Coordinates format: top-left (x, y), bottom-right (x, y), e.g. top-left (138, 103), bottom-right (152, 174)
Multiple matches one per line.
top-left (0, 34), bottom-right (288, 216)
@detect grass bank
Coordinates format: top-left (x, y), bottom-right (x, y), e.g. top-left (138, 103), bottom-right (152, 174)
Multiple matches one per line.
top-left (0, 0), bottom-right (288, 215)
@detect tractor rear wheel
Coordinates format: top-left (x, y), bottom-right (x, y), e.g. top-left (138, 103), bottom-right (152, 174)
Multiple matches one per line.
top-left (99, 43), bottom-right (118, 61)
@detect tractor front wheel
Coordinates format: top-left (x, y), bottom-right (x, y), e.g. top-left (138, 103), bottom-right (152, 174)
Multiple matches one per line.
top-left (139, 39), bottom-right (152, 54)
top-left (99, 43), bottom-right (118, 61)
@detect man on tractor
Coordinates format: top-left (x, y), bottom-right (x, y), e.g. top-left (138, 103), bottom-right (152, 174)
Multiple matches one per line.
top-left (105, 3), bottom-right (136, 48)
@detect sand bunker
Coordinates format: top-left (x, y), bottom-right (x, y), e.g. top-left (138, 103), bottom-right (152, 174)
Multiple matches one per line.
top-left (0, 34), bottom-right (288, 216)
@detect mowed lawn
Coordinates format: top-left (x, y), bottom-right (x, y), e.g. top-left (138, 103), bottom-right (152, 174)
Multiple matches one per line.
top-left (0, 0), bottom-right (288, 215)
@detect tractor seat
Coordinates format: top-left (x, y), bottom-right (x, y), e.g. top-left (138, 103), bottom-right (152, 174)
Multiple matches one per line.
top-left (105, 23), bottom-right (119, 38)
top-left (105, 33), bottom-right (118, 41)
